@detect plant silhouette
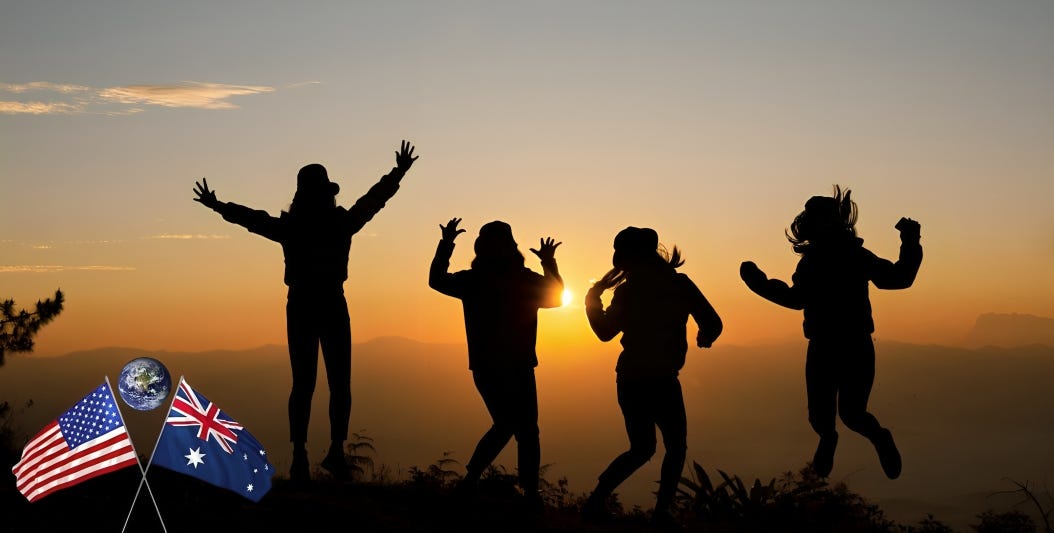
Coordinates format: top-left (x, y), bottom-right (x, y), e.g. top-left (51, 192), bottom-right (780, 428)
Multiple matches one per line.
top-left (428, 217), bottom-right (563, 513)
top-left (193, 140), bottom-right (418, 484)
top-left (0, 289), bottom-right (64, 367)
top-left (581, 226), bottom-right (723, 530)
top-left (739, 185), bottom-right (922, 480)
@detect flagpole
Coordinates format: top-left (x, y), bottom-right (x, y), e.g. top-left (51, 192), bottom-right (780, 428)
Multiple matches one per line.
top-left (116, 374), bottom-right (175, 533)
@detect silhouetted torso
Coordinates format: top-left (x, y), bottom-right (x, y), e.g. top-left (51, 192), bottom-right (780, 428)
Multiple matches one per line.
top-left (429, 239), bottom-right (561, 372)
top-left (789, 237), bottom-right (922, 339)
top-left (587, 270), bottom-right (719, 380)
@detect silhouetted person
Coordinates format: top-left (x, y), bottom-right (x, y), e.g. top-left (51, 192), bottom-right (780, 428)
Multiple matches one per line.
top-left (739, 185), bottom-right (921, 480)
top-left (192, 141), bottom-right (419, 483)
top-left (581, 227), bottom-right (722, 529)
top-left (428, 218), bottom-right (563, 512)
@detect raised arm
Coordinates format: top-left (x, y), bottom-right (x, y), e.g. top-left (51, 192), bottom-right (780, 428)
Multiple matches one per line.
top-left (584, 269), bottom-right (625, 342)
top-left (870, 217), bottom-right (923, 290)
top-left (346, 140), bottom-right (419, 234)
top-left (529, 237), bottom-right (564, 308)
top-left (193, 178), bottom-right (282, 242)
top-left (428, 217), bottom-right (467, 298)
top-left (740, 261), bottom-right (804, 310)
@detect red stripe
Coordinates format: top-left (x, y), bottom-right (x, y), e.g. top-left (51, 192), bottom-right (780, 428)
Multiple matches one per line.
top-left (21, 433), bottom-right (135, 490)
top-left (14, 427), bottom-right (136, 502)
top-left (27, 451), bottom-right (138, 503)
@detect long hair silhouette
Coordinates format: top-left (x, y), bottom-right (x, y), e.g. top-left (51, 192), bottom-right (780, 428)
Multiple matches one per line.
top-left (740, 184), bottom-right (922, 480)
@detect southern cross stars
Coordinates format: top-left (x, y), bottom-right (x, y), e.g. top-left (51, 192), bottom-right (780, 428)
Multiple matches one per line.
top-left (185, 447), bottom-right (206, 469)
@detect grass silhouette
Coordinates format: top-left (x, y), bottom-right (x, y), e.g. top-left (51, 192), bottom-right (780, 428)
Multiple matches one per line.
top-left (3, 416), bottom-right (1051, 532)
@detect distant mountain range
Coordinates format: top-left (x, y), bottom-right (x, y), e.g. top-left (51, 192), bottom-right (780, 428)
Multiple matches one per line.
top-left (964, 312), bottom-right (1054, 348)
top-left (2, 336), bottom-right (1052, 531)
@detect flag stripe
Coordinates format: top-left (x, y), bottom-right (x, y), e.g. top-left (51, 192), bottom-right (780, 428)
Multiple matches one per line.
top-left (11, 382), bottom-right (138, 503)
top-left (15, 426), bottom-right (138, 502)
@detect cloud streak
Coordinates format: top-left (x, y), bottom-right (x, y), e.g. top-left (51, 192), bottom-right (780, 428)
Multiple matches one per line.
top-left (146, 234), bottom-right (231, 240)
top-left (0, 80), bottom-right (287, 115)
top-left (0, 265), bottom-right (136, 273)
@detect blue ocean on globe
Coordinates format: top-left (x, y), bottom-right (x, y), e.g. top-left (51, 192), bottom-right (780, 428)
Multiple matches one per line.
top-left (118, 357), bottom-right (172, 411)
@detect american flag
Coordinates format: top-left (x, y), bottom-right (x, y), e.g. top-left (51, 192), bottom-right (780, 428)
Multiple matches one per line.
top-left (150, 377), bottom-right (274, 502)
top-left (12, 382), bottom-right (139, 502)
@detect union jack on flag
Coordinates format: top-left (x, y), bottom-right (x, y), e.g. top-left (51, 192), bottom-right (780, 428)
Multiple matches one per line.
top-left (149, 376), bottom-right (273, 502)
top-left (165, 378), bottom-right (243, 454)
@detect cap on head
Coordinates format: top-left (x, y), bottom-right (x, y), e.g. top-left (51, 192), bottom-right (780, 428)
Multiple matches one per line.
top-left (613, 226), bottom-right (658, 255)
top-left (474, 220), bottom-right (517, 255)
top-left (804, 195), bottom-right (839, 217)
top-left (297, 164), bottom-right (340, 196)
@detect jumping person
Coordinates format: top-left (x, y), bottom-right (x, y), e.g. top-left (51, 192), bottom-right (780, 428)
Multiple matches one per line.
top-left (582, 227), bottom-right (722, 529)
top-left (739, 185), bottom-right (922, 480)
top-left (193, 141), bottom-right (418, 483)
top-left (428, 218), bottom-right (563, 513)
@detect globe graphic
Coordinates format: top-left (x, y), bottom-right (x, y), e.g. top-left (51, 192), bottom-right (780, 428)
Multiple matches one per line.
top-left (118, 357), bottom-right (172, 411)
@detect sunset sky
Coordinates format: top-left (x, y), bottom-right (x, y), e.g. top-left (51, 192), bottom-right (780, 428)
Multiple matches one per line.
top-left (3, 1), bottom-right (1053, 358)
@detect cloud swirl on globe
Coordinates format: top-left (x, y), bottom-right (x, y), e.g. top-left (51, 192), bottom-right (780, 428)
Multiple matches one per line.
top-left (118, 357), bottom-right (172, 411)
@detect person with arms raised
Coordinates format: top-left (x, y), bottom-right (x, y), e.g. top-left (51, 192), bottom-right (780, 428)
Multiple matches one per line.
top-left (193, 140), bottom-right (418, 483)
top-left (429, 217), bottom-right (563, 514)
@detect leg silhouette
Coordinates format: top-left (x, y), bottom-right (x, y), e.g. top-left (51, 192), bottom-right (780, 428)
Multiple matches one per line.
top-left (461, 369), bottom-right (541, 498)
top-left (806, 339), bottom-right (840, 478)
top-left (653, 379), bottom-right (687, 517)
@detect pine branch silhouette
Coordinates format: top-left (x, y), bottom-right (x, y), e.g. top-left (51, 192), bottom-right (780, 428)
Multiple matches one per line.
top-left (0, 289), bottom-right (65, 367)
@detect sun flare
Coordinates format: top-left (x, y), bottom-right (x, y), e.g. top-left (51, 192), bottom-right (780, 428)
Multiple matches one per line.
top-left (561, 288), bottom-right (573, 307)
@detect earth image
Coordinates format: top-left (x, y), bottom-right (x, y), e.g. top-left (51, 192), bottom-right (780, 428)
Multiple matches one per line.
top-left (117, 357), bottom-right (172, 411)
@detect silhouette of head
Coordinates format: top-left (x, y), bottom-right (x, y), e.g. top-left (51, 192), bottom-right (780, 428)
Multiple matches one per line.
top-left (297, 164), bottom-right (340, 196)
top-left (787, 185), bottom-right (858, 252)
top-left (472, 221), bottom-right (525, 271)
top-left (290, 164), bottom-right (339, 215)
top-left (612, 227), bottom-right (683, 274)
top-left (612, 227), bottom-right (658, 270)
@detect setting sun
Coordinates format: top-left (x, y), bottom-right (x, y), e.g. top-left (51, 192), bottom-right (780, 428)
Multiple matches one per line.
top-left (561, 288), bottom-right (573, 307)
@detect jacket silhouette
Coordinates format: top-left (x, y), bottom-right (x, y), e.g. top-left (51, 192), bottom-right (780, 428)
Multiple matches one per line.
top-left (582, 227), bottom-right (722, 527)
top-left (193, 140), bottom-right (418, 482)
top-left (740, 185), bottom-right (921, 480)
top-left (429, 218), bottom-right (563, 509)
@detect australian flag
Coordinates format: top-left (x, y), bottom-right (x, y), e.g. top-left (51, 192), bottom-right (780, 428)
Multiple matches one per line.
top-left (149, 376), bottom-right (274, 502)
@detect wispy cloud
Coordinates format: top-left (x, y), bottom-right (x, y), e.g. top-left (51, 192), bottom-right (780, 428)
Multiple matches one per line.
top-left (146, 234), bottom-right (231, 240)
top-left (0, 80), bottom-right (297, 115)
top-left (0, 82), bottom-right (92, 94)
top-left (0, 265), bottom-right (136, 273)
top-left (98, 82), bottom-right (274, 110)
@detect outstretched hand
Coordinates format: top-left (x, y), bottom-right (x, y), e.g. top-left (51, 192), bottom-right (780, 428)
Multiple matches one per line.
top-left (193, 178), bottom-right (219, 209)
top-left (439, 217), bottom-right (465, 242)
top-left (396, 140), bottom-right (418, 172)
top-left (529, 237), bottom-right (562, 263)
top-left (895, 217), bottom-right (921, 240)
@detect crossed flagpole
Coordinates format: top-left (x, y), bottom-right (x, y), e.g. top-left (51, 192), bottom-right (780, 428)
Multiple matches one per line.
top-left (120, 374), bottom-right (172, 533)
top-left (11, 373), bottom-right (273, 532)
top-left (123, 374), bottom-right (275, 531)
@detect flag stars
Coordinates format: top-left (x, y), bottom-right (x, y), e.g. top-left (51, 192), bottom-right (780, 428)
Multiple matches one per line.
top-left (247, 484), bottom-right (254, 493)
top-left (185, 447), bottom-right (206, 469)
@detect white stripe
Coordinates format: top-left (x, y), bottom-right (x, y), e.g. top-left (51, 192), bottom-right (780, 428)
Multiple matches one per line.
top-left (14, 426), bottom-right (134, 500)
